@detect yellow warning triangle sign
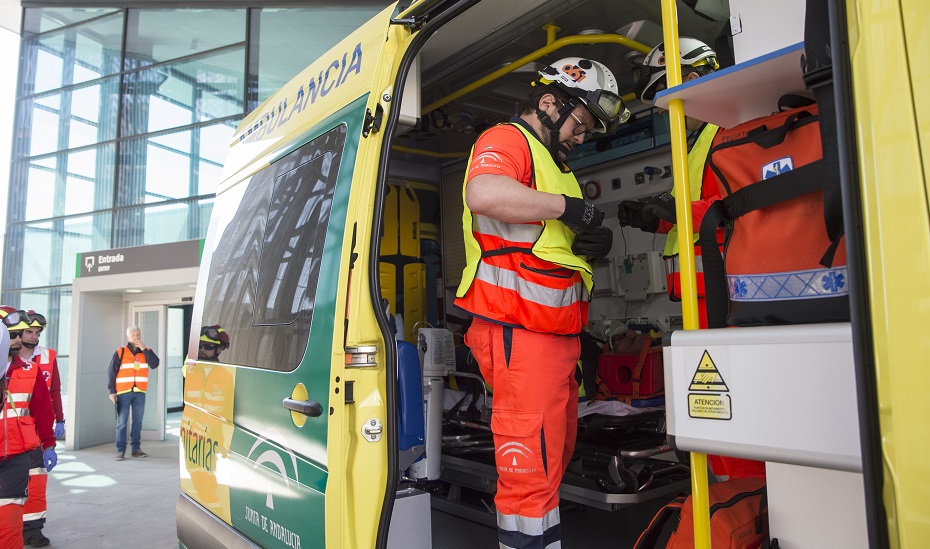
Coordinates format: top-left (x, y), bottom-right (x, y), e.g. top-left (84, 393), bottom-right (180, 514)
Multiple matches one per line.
top-left (689, 350), bottom-right (729, 392)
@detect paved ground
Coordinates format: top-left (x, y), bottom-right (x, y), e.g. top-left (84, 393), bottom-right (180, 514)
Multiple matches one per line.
top-left (38, 437), bottom-right (180, 548)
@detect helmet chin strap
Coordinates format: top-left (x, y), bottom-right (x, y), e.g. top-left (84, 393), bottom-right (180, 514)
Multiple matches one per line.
top-left (535, 98), bottom-right (579, 164)
top-left (22, 341), bottom-right (37, 349)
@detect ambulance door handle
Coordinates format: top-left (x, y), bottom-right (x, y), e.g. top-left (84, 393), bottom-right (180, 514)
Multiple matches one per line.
top-left (283, 398), bottom-right (323, 417)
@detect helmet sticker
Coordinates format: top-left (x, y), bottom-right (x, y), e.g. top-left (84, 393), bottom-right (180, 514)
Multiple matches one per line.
top-left (561, 63), bottom-right (587, 84)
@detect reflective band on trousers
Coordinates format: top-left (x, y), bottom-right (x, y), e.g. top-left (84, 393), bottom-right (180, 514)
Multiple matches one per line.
top-left (0, 498), bottom-right (26, 507)
top-left (728, 266), bottom-right (849, 301)
top-left (499, 507), bottom-right (561, 549)
top-left (474, 263), bottom-right (585, 309)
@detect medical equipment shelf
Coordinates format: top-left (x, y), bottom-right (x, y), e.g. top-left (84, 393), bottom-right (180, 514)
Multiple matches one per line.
top-left (654, 42), bottom-right (811, 129)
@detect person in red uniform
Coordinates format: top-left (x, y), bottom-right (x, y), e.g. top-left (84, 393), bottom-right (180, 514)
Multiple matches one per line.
top-left (0, 310), bottom-right (56, 549)
top-left (455, 56), bottom-right (627, 548)
top-left (17, 310), bottom-right (64, 547)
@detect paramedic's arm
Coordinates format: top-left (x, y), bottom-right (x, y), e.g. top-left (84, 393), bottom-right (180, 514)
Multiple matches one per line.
top-left (29, 375), bottom-right (55, 449)
top-left (466, 174), bottom-right (566, 223)
top-left (49, 357), bottom-right (64, 422)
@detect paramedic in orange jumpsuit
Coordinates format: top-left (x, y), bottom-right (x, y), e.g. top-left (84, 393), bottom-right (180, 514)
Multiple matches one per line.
top-left (0, 310), bottom-right (57, 549)
top-left (456, 57), bottom-right (627, 548)
top-left (618, 39), bottom-right (765, 480)
top-left (17, 310), bottom-right (63, 547)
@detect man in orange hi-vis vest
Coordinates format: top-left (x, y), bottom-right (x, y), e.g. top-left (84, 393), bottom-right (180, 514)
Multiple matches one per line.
top-left (0, 309), bottom-right (56, 549)
top-left (17, 310), bottom-right (64, 547)
top-left (107, 325), bottom-right (160, 461)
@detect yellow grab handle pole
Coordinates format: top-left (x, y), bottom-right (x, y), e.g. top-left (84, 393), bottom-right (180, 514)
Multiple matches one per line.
top-left (660, 1), bottom-right (711, 548)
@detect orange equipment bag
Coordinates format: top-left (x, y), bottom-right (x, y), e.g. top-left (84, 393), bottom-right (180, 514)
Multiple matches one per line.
top-left (633, 477), bottom-right (770, 549)
top-left (698, 103), bottom-right (848, 327)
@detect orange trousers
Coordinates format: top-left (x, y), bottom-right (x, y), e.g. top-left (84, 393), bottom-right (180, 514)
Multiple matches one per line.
top-left (466, 318), bottom-right (580, 548)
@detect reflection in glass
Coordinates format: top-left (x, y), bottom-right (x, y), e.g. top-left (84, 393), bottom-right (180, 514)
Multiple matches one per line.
top-left (250, 6), bottom-right (382, 106)
top-left (14, 145), bottom-right (116, 223)
top-left (20, 10), bottom-right (123, 95)
top-left (16, 77), bottom-right (120, 158)
top-left (113, 198), bottom-right (214, 248)
top-left (125, 9), bottom-right (246, 70)
top-left (121, 47), bottom-right (245, 137)
top-left (117, 120), bottom-right (238, 207)
top-left (23, 7), bottom-right (120, 35)
top-left (15, 213), bottom-right (111, 288)
top-left (202, 125), bottom-right (347, 371)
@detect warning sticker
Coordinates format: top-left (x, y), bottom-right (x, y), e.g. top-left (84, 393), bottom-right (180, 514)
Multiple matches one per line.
top-left (688, 393), bottom-right (732, 420)
top-left (688, 350), bottom-right (729, 392)
top-left (687, 350), bottom-right (731, 420)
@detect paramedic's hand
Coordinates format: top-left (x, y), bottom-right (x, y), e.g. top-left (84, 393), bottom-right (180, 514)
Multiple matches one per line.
top-left (109, 393), bottom-right (117, 404)
top-left (43, 447), bottom-right (57, 472)
top-left (54, 421), bottom-right (65, 439)
top-left (641, 192), bottom-right (677, 224)
top-left (617, 201), bottom-right (660, 233)
top-left (572, 226), bottom-right (613, 259)
top-left (559, 195), bottom-right (605, 234)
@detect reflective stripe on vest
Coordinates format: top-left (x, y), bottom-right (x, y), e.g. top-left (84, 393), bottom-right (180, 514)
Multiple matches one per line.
top-left (663, 123), bottom-right (719, 257)
top-left (3, 359), bottom-right (41, 455)
top-left (32, 347), bottom-right (56, 389)
top-left (456, 123), bottom-right (593, 334)
top-left (115, 347), bottom-right (150, 394)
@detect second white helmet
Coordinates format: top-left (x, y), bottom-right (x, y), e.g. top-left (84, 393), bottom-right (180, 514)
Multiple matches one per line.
top-left (634, 37), bottom-right (719, 102)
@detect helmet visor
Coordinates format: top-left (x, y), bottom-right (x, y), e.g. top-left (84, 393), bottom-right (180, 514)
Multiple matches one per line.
top-left (2, 310), bottom-right (32, 329)
top-left (28, 312), bottom-right (47, 328)
top-left (582, 89), bottom-right (631, 132)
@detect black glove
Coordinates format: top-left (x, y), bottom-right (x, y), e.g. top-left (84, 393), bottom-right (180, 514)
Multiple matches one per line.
top-left (641, 192), bottom-right (677, 224)
top-left (572, 226), bottom-right (613, 259)
top-left (559, 195), bottom-right (605, 234)
top-left (617, 201), bottom-right (660, 233)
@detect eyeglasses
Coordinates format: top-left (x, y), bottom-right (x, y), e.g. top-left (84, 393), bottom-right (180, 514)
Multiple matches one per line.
top-left (2, 310), bottom-right (32, 329)
top-left (8, 331), bottom-right (23, 339)
top-left (202, 327), bottom-right (222, 341)
top-left (199, 342), bottom-right (217, 351)
top-left (566, 110), bottom-right (593, 140)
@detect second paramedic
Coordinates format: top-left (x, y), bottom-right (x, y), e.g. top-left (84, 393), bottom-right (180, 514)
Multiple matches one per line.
top-left (620, 39), bottom-right (765, 480)
top-left (17, 310), bottom-right (63, 547)
top-left (618, 37), bottom-right (721, 328)
top-left (455, 57), bottom-right (627, 547)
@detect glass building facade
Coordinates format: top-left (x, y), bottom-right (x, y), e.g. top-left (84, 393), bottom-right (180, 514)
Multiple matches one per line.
top-left (1, 3), bottom-right (385, 401)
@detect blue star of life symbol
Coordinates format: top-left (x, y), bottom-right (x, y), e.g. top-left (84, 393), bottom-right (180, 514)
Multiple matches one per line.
top-left (762, 157), bottom-right (794, 180)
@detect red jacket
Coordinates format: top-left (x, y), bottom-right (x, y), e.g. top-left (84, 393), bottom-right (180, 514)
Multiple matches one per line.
top-left (29, 346), bottom-right (64, 422)
top-left (3, 356), bottom-right (56, 454)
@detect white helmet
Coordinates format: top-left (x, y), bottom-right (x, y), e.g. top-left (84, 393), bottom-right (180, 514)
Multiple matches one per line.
top-left (538, 57), bottom-right (630, 133)
top-left (634, 37), bottom-right (719, 102)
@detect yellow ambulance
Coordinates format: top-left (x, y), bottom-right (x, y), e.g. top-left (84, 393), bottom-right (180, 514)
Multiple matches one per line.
top-left (177, 0), bottom-right (930, 547)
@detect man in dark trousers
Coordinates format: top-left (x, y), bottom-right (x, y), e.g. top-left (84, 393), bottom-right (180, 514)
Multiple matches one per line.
top-left (0, 310), bottom-right (56, 548)
top-left (108, 325), bottom-right (160, 461)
